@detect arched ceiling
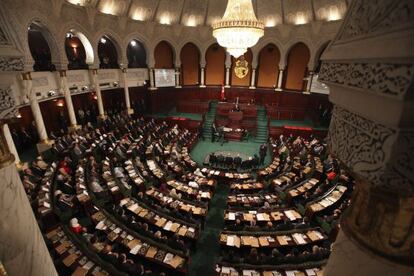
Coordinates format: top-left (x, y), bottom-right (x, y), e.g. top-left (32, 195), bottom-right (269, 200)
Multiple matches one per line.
top-left (65, 0), bottom-right (348, 27)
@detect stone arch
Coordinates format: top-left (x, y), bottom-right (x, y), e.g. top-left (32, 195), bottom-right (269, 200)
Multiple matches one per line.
top-left (284, 38), bottom-right (312, 67)
top-left (60, 22), bottom-right (95, 67)
top-left (93, 29), bottom-right (123, 67)
top-left (151, 37), bottom-right (178, 67)
top-left (123, 33), bottom-right (150, 67)
top-left (180, 42), bottom-right (201, 85)
top-left (284, 42), bottom-right (311, 91)
top-left (153, 40), bottom-right (175, 69)
top-left (177, 40), bottom-right (203, 64)
top-left (21, 13), bottom-right (63, 70)
top-left (257, 43), bottom-right (281, 88)
top-left (313, 40), bottom-right (331, 72)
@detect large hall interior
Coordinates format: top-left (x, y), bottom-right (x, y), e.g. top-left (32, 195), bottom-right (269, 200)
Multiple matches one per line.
top-left (0, 0), bottom-right (413, 276)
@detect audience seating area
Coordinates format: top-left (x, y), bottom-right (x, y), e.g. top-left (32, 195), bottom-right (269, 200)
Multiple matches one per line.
top-left (20, 112), bottom-right (354, 276)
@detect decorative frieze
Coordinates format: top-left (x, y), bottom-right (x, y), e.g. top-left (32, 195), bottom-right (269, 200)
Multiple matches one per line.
top-left (0, 57), bottom-right (24, 71)
top-left (319, 62), bottom-right (414, 98)
top-left (328, 105), bottom-right (396, 185)
top-left (0, 87), bottom-right (16, 120)
top-left (338, 0), bottom-right (414, 40)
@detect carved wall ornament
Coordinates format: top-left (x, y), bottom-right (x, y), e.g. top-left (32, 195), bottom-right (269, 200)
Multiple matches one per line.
top-left (328, 105), bottom-right (397, 185)
top-left (319, 62), bottom-right (414, 99)
top-left (0, 57), bottom-right (24, 71)
top-left (338, 0), bottom-right (414, 41)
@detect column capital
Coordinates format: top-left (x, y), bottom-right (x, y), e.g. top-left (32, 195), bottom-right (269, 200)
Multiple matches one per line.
top-left (59, 70), bottom-right (67, 77)
top-left (21, 72), bottom-right (32, 80)
top-left (122, 68), bottom-right (128, 73)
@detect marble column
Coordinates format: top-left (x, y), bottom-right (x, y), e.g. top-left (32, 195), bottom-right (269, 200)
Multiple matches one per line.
top-left (90, 69), bottom-right (105, 119)
top-left (175, 67), bottom-right (182, 88)
top-left (121, 68), bottom-right (133, 114)
top-left (59, 70), bottom-right (79, 131)
top-left (304, 71), bottom-right (314, 94)
top-left (319, 0), bottom-right (414, 275)
top-left (148, 68), bottom-right (157, 90)
top-left (199, 67), bottom-right (206, 88)
top-left (23, 73), bottom-right (52, 153)
top-left (0, 122), bottom-right (57, 276)
top-left (249, 68), bottom-right (256, 89)
top-left (2, 123), bottom-right (20, 166)
top-left (275, 68), bottom-right (284, 91)
top-left (225, 67), bottom-right (231, 88)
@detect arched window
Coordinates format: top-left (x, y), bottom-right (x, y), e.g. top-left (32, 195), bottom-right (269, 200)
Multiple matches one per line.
top-left (65, 30), bottom-right (94, 70)
top-left (127, 39), bottom-right (147, 68)
top-left (98, 36), bottom-right (119, 69)
top-left (27, 22), bottom-right (54, 71)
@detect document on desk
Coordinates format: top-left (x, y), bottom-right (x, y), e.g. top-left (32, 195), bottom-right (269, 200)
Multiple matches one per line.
top-left (228, 212), bottom-right (236, 220)
top-left (284, 210), bottom-right (297, 221)
top-left (292, 233), bottom-right (307, 245)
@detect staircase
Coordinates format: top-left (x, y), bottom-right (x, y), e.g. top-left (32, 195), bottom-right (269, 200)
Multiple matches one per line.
top-left (255, 105), bottom-right (269, 143)
top-left (203, 101), bottom-right (218, 140)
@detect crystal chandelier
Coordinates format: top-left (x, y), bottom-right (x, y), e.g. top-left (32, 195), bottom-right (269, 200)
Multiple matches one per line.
top-left (212, 0), bottom-right (264, 58)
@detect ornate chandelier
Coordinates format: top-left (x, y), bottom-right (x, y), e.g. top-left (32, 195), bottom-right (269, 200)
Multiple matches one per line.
top-left (212, 0), bottom-right (264, 58)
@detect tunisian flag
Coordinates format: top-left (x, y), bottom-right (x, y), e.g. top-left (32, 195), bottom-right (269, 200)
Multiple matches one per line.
top-left (220, 84), bottom-right (225, 101)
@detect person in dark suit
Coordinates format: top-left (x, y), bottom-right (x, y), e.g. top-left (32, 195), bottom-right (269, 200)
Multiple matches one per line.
top-left (211, 123), bottom-right (217, 142)
top-left (252, 154), bottom-right (259, 168)
top-left (259, 143), bottom-right (267, 165)
top-left (234, 154), bottom-right (242, 170)
top-left (209, 153), bottom-right (216, 166)
top-left (225, 155), bottom-right (233, 169)
top-left (217, 154), bottom-right (224, 168)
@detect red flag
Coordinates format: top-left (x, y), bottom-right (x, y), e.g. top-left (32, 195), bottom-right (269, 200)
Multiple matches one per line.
top-left (220, 84), bottom-right (225, 101)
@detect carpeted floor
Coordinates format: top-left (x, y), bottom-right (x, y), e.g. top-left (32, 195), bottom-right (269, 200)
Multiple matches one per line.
top-left (189, 139), bottom-right (272, 168)
top-left (152, 108), bottom-right (203, 121)
top-left (187, 138), bottom-right (273, 274)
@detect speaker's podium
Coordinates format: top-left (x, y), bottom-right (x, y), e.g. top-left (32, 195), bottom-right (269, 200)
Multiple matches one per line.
top-left (224, 110), bottom-right (244, 141)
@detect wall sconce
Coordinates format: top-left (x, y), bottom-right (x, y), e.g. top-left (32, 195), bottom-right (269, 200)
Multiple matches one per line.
top-left (57, 100), bottom-right (65, 107)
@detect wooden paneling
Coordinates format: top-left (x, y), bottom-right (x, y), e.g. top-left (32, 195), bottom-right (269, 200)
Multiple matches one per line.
top-left (180, 43), bottom-right (200, 86)
top-left (231, 49), bottom-right (253, 87)
top-left (257, 44), bottom-right (280, 88)
top-left (285, 43), bottom-right (310, 91)
top-left (154, 41), bottom-right (174, 69)
top-left (205, 44), bottom-right (225, 85)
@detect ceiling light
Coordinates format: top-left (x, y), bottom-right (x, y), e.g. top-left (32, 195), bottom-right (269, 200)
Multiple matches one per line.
top-left (327, 9), bottom-right (341, 21)
top-left (160, 14), bottom-right (171, 25)
top-left (295, 13), bottom-right (308, 25)
top-left (265, 18), bottom-right (276, 27)
top-left (131, 9), bottom-right (146, 21)
top-left (212, 0), bottom-right (264, 58)
top-left (130, 40), bottom-right (137, 47)
top-left (100, 37), bottom-right (107, 44)
top-left (186, 16), bottom-right (197, 27)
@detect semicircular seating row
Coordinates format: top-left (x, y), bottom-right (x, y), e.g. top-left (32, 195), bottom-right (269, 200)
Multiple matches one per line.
top-left (21, 112), bottom-right (353, 276)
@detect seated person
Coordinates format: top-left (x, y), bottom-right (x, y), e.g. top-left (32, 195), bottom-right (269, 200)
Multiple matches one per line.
top-left (69, 218), bottom-right (85, 234)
